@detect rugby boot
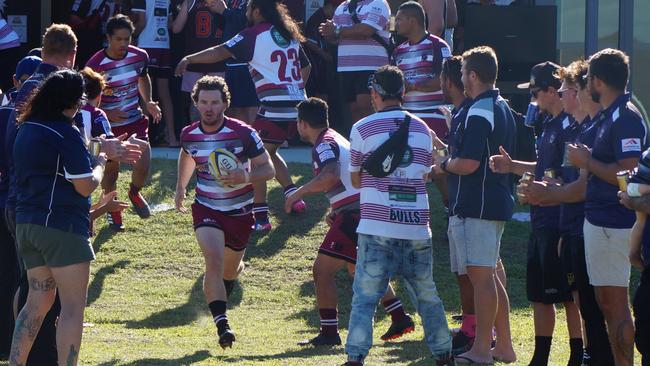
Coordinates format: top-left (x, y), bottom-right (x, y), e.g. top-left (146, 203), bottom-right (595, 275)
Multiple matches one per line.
top-left (298, 332), bottom-right (342, 347)
top-left (128, 189), bottom-right (151, 219)
top-left (380, 314), bottom-right (415, 341)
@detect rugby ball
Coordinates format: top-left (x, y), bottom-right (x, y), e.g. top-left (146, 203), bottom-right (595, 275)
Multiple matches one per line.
top-left (208, 148), bottom-right (242, 187)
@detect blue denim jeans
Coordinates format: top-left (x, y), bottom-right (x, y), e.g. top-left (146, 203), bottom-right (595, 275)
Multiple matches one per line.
top-left (345, 234), bottom-right (451, 361)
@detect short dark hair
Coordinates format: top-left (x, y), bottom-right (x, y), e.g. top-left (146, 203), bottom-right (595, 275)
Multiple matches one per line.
top-left (41, 24), bottom-right (77, 57)
top-left (191, 75), bottom-right (231, 104)
top-left (398, 1), bottom-right (426, 27)
top-left (106, 14), bottom-right (134, 36)
top-left (80, 67), bottom-right (105, 100)
top-left (588, 48), bottom-right (629, 92)
top-left (462, 46), bottom-right (498, 84)
top-left (556, 60), bottom-right (588, 89)
top-left (297, 97), bottom-right (329, 129)
top-left (19, 70), bottom-right (85, 123)
top-left (371, 65), bottom-right (405, 101)
top-left (442, 56), bottom-right (463, 91)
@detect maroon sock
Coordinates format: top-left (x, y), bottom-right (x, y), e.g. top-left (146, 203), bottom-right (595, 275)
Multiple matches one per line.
top-left (129, 183), bottom-right (141, 196)
top-left (382, 298), bottom-right (408, 322)
top-left (319, 308), bottom-right (338, 335)
top-left (252, 203), bottom-right (269, 221)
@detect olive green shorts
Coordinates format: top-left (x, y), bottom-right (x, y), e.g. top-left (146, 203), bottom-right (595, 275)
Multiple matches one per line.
top-left (16, 224), bottom-right (95, 270)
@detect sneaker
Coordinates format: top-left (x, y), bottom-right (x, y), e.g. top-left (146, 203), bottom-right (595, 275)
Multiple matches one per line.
top-left (254, 218), bottom-right (272, 232)
top-left (581, 351), bottom-right (591, 366)
top-left (106, 211), bottom-right (125, 231)
top-left (291, 199), bottom-right (307, 214)
top-left (128, 190), bottom-right (151, 219)
top-left (434, 353), bottom-right (454, 366)
top-left (451, 331), bottom-right (474, 355)
top-left (218, 328), bottom-right (236, 349)
top-left (380, 314), bottom-right (415, 341)
top-left (341, 362), bottom-right (363, 366)
top-left (298, 332), bottom-right (341, 347)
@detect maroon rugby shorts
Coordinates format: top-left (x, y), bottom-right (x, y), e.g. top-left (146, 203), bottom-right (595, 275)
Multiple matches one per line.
top-left (318, 210), bottom-right (360, 264)
top-left (191, 202), bottom-right (254, 251)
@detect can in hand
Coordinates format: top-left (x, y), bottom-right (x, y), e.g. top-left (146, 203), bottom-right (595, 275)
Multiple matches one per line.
top-left (544, 169), bottom-right (556, 179)
top-left (89, 139), bottom-right (101, 157)
top-left (524, 102), bottom-right (539, 127)
top-left (562, 142), bottom-right (573, 167)
top-left (436, 147), bottom-right (449, 157)
top-left (617, 170), bottom-right (630, 192)
top-left (516, 172), bottom-right (535, 204)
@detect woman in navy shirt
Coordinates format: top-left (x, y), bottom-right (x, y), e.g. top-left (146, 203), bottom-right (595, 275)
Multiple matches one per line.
top-left (10, 70), bottom-right (107, 366)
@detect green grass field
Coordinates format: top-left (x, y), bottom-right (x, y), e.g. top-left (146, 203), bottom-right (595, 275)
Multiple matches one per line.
top-left (3, 159), bottom-right (642, 365)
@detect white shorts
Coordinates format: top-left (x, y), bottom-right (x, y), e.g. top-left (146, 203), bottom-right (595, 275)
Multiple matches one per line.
top-left (448, 216), bottom-right (505, 275)
top-left (583, 219), bottom-right (631, 287)
top-left (181, 71), bottom-right (225, 93)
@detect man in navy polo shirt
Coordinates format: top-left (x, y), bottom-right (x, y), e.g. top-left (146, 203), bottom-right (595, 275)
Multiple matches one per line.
top-left (492, 61), bottom-right (583, 365)
top-left (568, 48), bottom-right (648, 366)
top-left (433, 46), bottom-right (516, 365)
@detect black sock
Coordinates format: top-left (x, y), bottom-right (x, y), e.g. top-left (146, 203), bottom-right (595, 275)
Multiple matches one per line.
top-left (567, 338), bottom-right (584, 366)
top-left (529, 336), bottom-right (552, 366)
top-left (224, 279), bottom-right (235, 299)
top-left (208, 300), bottom-right (229, 335)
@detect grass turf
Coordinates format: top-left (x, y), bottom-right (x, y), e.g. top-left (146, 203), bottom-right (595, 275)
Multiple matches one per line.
top-left (2, 159), bottom-right (642, 365)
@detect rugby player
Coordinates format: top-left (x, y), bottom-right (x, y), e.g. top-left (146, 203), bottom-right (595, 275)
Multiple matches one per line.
top-left (86, 14), bottom-right (162, 231)
top-left (175, 0), bottom-right (311, 233)
top-left (288, 97), bottom-right (414, 346)
top-left (175, 75), bottom-right (274, 348)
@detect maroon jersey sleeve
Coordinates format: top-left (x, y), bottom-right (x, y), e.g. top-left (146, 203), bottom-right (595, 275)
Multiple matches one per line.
top-left (431, 36), bottom-right (451, 77)
top-left (223, 27), bottom-right (256, 63)
top-left (312, 138), bottom-right (340, 170)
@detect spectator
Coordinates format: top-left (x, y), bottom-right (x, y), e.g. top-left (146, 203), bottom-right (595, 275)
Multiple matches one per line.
top-left (418, 0), bottom-right (457, 49)
top-left (0, 55), bottom-right (40, 361)
top-left (69, 0), bottom-right (123, 67)
top-left (9, 69), bottom-right (106, 366)
top-left (320, 0), bottom-right (391, 136)
top-left (619, 152), bottom-right (650, 365)
top-left (345, 65), bottom-right (452, 366)
top-left (393, 1), bottom-right (451, 208)
top-left (434, 46), bottom-right (515, 364)
top-left (1, 56), bottom-right (42, 107)
top-left (568, 48), bottom-right (648, 366)
top-left (86, 14), bottom-right (162, 231)
top-left (495, 61), bottom-right (583, 366)
top-left (131, 0), bottom-right (177, 146)
top-left (519, 60), bottom-right (614, 365)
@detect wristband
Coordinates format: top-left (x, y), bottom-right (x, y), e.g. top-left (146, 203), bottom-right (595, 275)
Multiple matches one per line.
top-left (628, 182), bottom-right (642, 197)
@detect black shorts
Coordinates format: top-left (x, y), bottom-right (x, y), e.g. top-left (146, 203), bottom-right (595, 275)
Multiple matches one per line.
top-left (560, 233), bottom-right (578, 292)
top-left (633, 268), bottom-right (650, 358)
top-left (339, 70), bottom-right (373, 103)
top-left (225, 63), bottom-right (259, 108)
top-left (527, 228), bottom-right (573, 304)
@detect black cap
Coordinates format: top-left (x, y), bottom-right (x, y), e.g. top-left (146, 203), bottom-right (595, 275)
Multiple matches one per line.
top-left (517, 61), bottom-right (562, 90)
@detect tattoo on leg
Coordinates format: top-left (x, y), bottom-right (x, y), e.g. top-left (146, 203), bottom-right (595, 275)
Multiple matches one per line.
top-left (9, 310), bottom-right (44, 366)
top-left (66, 344), bottom-right (78, 366)
top-left (613, 319), bottom-right (634, 362)
top-left (29, 277), bottom-right (56, 292)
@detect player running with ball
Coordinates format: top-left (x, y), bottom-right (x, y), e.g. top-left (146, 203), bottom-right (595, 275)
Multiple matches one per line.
top-left (175, 76), bottom-right (275, 349)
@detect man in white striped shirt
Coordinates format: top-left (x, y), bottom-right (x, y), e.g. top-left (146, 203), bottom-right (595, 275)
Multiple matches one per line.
top-left (344, 65), bottom-right (452, 366)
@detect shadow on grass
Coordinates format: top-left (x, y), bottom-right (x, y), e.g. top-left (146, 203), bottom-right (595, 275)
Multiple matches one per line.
top-left (88, 260), bottom-right (131, 306)
top-left (246, 165), bottom-right (329, 260)
top-left (125, 275), bottom-right (242, 329)
top-left (91, 224), bottom-right (119, 253)
top-left (96, 350), bottom-right (211, 366)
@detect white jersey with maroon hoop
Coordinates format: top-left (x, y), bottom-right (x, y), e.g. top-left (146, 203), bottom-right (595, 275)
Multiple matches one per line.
top-left (311, 128), bottom-right (360, 213)
top-left (224, 22), bottom-right (308, 121)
